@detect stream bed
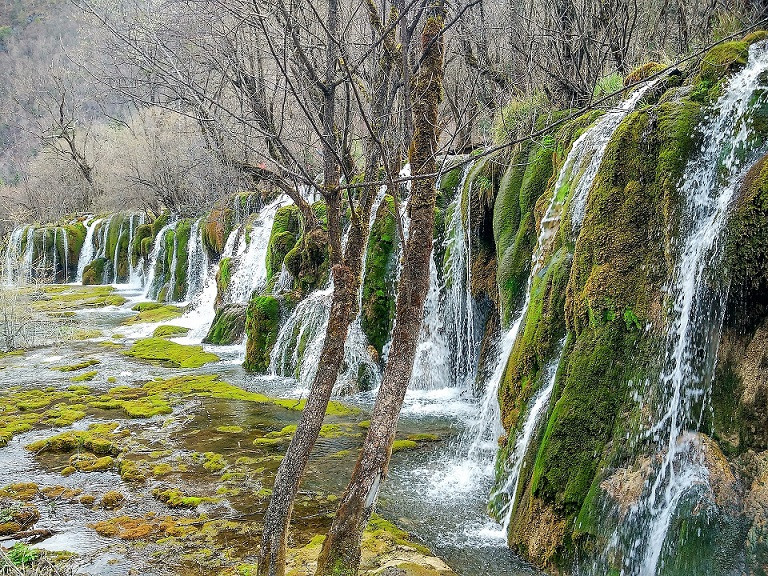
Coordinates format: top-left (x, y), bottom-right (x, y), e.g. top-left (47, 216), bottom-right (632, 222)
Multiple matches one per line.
top-left (0, 284), bottom-right (540, 576)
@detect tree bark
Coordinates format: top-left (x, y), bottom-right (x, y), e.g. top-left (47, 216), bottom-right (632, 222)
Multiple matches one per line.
top-left (314, 4), bottom-right (446, 575)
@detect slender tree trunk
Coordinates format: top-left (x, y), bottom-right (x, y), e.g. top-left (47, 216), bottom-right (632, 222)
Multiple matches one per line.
top-left (315, 5), bottom-right (446, 575)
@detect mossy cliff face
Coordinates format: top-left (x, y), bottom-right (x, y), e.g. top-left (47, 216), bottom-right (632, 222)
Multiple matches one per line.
top-left (494, 72), bottom-right (713, 571)
top-left (492, 38), bottom-right (768, 574)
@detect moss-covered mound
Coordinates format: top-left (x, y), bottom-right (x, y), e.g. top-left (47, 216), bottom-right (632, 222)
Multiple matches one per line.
top-left (204, 304), bottom-right (247, 345)
top-left (125, 338), bottom-right (219, 368)
top-left (243, 296), bottom-right (280, 372)
top-left (153, 325), bottom-right (191, 338)
top-left (123, 302), bottom-right (184, 325)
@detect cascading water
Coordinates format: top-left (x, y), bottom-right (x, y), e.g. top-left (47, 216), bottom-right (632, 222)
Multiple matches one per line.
top-left (469, 78), bottom-right (663, 461)
top-left (227, 197), bottom-right (284, 304)
top-left (4, 227), bottom-right (24, 285)
top-left (270, 284), bottom-right (333, 385)
top-left (76, 218), bottom-right (102, 283)
top-left (112, 219), bottom-right (126, 284)
top-left (52, 229), bottom-right (58, 281)
top-left (128, 214), bottom-right (146, 287)
top-left (142, 221), bottom-right (176, 300)
top-left (166, 226), bottom-right (179, 302)
top-left (184, 219), bottom-right (208, 302)
top-left (603, 42), bottom-right (768, 576)
top-left (491, 340), bottom-right (566, 532)
top-left (400, 79), bottom-right (663, 551)
top-left (569, 78), bottom-right (664, 229)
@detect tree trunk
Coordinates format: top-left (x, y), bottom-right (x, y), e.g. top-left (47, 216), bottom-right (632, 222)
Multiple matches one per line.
top-left (314, 5), bottom-right (446, 575)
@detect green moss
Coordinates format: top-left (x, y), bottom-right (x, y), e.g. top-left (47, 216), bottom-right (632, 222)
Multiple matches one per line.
top-left (361, 195), bottom-right (398, 354)
top-left (70, 370), bottom-right (97, 382)
top-left (243, 295), bottom-right (280, 372)
top-left (697, 41), bottom-right (749, 85)
top-left (283, 205), bottom-right (330, 294)
top-left (153, 325), bottom-right (191, 338)
top-left (202, 452), bottom-right (227, 472)
top-left (743, 30), bottom-right (768, 44)
top-left (494, 140), bottom-right (555, 322)
top-left (391, 440), bottom-right (418, 453)
top-left (54, 359), bottom-right (100, 372)
top-left (123, 303), bottom-right (184, 325)
top-left (216, 425), bottom-right (243, 434)
top-left (125, 338), bottom-right (220, 368)
top-left (26, 423), bottom-right (122, 456)
top-left (624, 61), bottom-right (665, 86)
top-left (726, 154), bottom-right (768, 328)
top-left (153, 488), bottom-right (214, 508)
top-left (216, 257), bottom-right (232, 306)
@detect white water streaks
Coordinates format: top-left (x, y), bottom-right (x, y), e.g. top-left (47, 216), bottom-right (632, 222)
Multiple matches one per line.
top-left (76, 218), bottom-right (102, 283)
top-left (568, 78), bottom-right (664, 231)
top-left (493, 340), bottom-right (566, 533)
top-left (227, 196), bottom-right (285, 304)
top-left (616, 41), bottom-right (768, 576)
top-left (142, 220), bottom-right (176, 300)
top-left (184, 218), bottom-right (209, 302)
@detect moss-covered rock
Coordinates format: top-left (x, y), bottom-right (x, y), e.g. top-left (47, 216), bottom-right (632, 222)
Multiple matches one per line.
top-left (698, 41), bottom-right (749, 85)
top-left (360, 195), bottom-right (398, 355)
top-left (243, 295), bottom-right (280, 372)
top-left (500, 80), bottom-right (709, 570)
top-left (82, 257), bottom-right (110, 285)
top-left (204, 304), bottom-right (247, 345)
top-left (726, 153), bottom-right (768, 329)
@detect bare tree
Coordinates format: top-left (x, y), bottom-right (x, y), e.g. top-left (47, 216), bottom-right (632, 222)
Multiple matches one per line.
top-left (315, 2), bottom-right (447, 573)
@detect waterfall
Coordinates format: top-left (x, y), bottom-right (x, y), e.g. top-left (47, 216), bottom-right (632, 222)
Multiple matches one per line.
top-left (610, 42), bottom-right (768, 576)
top-left (468, 79), bottom-right (662, 459)
top-left (4, 227), bottom-right (24, 285)
top-left (443, 162), bottom-right (478, 388)
top-left (273, 264), bottom-right (294, 295)
top-left (166, 226), bottom-right (179, 302)
top-left (76, 218), bottom-right (102, 283)
top-left (38, 229), bottom-right (48, 281)
top-left (128, 214), bottom-right (146, 287)
top-left (568, 78), bottom-right (664, 229)
top-left (269, 284), bottom-right (333, 384)
top-left (184, 218), bottom-right (208, 301)
top-left (227, 196), bottom-right (284, 304)
top-left (142, 221), bottom-right (175, 300)
top-left (492, 339), bottom-right (566, 532)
